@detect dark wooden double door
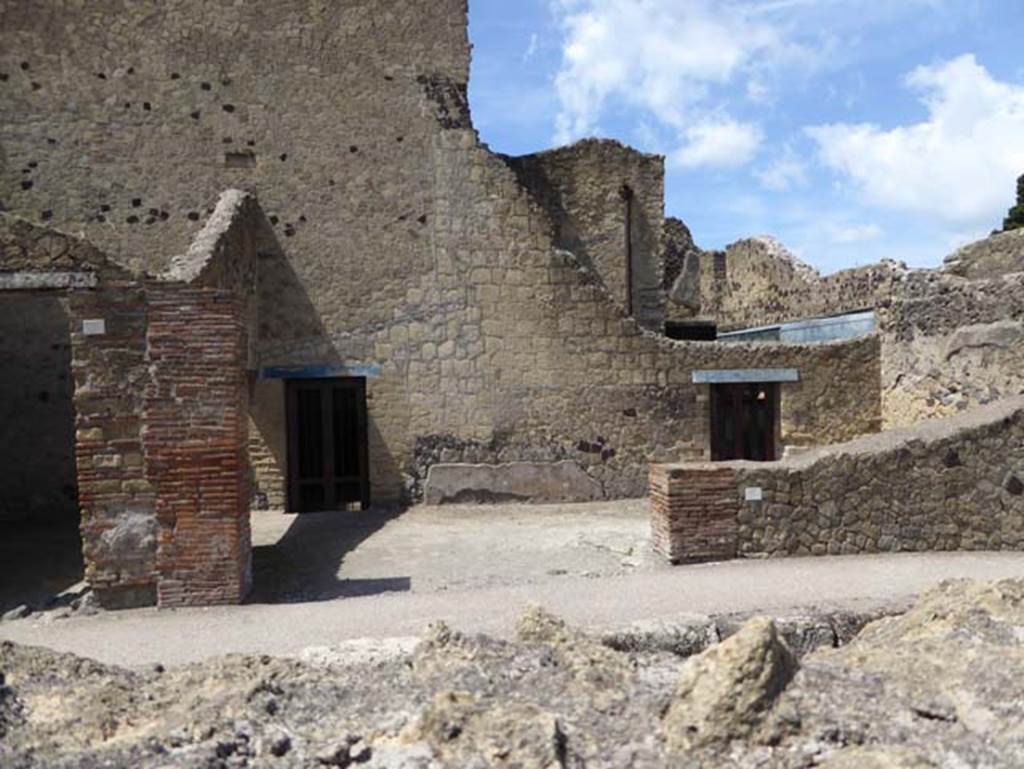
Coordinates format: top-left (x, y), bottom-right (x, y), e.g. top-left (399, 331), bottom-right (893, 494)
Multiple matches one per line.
top-left (710, 383), bottom-right (778, 462)
top-left (286, 378), bottom-right (370, 512)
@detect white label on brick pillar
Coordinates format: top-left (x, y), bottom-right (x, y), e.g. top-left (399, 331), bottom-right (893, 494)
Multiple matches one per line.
top-left (744, 486), bottom-right (763, 502)
top-left (83, 319), bottom-right (106, 336)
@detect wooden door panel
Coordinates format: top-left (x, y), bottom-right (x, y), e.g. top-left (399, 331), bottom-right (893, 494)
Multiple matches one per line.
top-left (286, 378), bottom-right (370, 512)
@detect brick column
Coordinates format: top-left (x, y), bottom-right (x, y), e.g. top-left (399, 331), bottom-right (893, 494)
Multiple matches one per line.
top-left (649, 464), bottom-right (739, 562)
top-left (144, 285), bottom-right (251, 606)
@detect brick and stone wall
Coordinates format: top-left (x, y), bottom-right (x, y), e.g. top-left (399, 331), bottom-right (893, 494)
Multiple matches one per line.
top-left (651, 396), bottom-right (1024, 562)
top-left (1, 2), bottom-right (885, 507)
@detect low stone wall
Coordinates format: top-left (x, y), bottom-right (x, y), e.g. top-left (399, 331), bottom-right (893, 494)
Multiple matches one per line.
top-left (651, 397), bottom-right (1024, 562)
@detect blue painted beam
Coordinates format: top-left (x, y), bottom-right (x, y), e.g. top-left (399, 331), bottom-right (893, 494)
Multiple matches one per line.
top-left (260, 362), bottom-right (382, 379)
top-left (692, 368), bottom-right (800, 384)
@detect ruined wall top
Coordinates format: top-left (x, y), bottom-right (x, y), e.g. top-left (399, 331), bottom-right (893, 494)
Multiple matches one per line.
top-left (942, 227), bottom-right (1024, 280)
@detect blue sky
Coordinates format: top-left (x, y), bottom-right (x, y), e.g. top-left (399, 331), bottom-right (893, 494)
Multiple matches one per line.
top-left (468, 0), bottom-right (1024, 272)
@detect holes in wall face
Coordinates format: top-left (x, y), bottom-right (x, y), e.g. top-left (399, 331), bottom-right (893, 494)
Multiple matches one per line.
top-left (131, 198), bottom-right (141, 207)
top-left (0, 73), bottom-right (8, 82)
top-left (142, 102), bottom-right (151, 111)
top-left (126, 67), bottom-right (135, 75)
top-left (268, 215), bottom-right (279, 226)
top-left (246, 139), bottom-right (255, 147)
top-left (283, 225), bottom-right (296, 237)
top-left (20, 180), bottom-right (32, 191)
top-left (126, 215), bottom-right (139, 224)
top-left (279, 153), bottom-right (287, 162)
top-left (190, 111), bottom-right (200, 120)
top-left (170, 72), bottom-right (180, 80)
top-left (99, 204), bottom-right (111, 212)
top-left (417, 215), bottom-right (427, 225)
top-left (713, 252), bottom-right (727, 281)
top-left (186, 211), bottom-right (200, 221)
top-left (40, 210), bottom-right (52, 220)
top-left (20, 62), bottom-right (29, 71)
top-left (46, 137), bottom-right (57, 144)
top-left (349, 145), bottom-right (358, 153)
top-left (30, 82), bottom-right (40, 91)
top-left (200, 82), bottom-right (211, 91)
top-left (224, 151), bottom-right (257, 169)
top-left (222, 103), bottom-right (235, 113)
top-left (95, 72), bottom-right (106, 80)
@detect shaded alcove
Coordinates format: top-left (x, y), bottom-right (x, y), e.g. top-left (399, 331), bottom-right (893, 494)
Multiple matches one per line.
top-left (0, 292), bottom-right (83, 610)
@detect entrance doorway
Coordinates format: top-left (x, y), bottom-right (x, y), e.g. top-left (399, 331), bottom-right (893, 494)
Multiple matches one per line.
top-left (286, 378), bottom-right (370, 512)
top-left (0, 293), bottom-right (83, 610)
top-left (710, 383), bottom-right (778, 462)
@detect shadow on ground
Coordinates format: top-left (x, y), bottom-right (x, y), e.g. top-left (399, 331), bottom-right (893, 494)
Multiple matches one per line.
top-left (249, 505), bottom-right (410, 604)
top-left (0, 521), bottom-right (84, 613)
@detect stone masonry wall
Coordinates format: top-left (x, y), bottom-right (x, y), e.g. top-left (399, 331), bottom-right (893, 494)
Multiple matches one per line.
top-left (651, 396), bottom-right (1024, 562)
top-left (70, 284), bottom-right (156, 609)
top-left (144, 285), bottom-right (251, 607)
top-left (504, 140), bottom-right (666, 330)
top-left (880, 271), bottom-right (1024, 427)
top-left (688, 237), bottom-right (905, 331)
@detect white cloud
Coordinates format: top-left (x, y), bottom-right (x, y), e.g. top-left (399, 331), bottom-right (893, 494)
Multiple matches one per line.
top-left (755, 146), bottom-right (809, 190)
top-left (672, 119), bottom-right (763, 170)
top-left (550, 0), bottom-right (805, 160)
top-left (808, 54), bottom-right (1024, 226)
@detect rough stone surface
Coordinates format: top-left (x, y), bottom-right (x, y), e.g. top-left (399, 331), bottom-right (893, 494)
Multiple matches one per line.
top-left (942, 226), bottom-right (1024, 280)
top-left (423, 461), bottom-right (605, 504)
top-left (4, 579), bottom-right (1019, 767)
top-left (662, 617), bottom-right (797, 754)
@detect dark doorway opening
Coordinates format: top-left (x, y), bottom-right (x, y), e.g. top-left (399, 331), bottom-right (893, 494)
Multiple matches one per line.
top-left (710, 383), bottom-right (778, 462)
top-left (665, 321), bottom-right (717, 341)
top-left (0, 293), bottom-right (83, 611)
top-left (286, 378), bottom-right (370, 512)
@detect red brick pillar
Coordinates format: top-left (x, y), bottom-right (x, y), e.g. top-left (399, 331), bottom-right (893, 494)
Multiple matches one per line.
top-left (144, 285), bottom-right (251, 606)
top-left (649, 464), bottom-right (739, 563)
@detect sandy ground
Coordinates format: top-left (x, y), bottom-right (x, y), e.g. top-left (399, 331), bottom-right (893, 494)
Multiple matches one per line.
top-left (2, 498), bottom-right (1023, 667)
top-left (249, 499), bottom-right (663, 602)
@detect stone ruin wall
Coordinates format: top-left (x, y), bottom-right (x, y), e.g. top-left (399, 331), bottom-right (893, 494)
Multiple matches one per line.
top-left (943, 227), bottom-right (1024, 280)
top-left (665, 233), bottom-right (905, 331)
top-left (880, 270), bottom-right (1024, 427)
top-left (2, 0), bottom-right (888, 509)
top-left (504, 140), bottom-right (666, 331)
top-left (664, 223), bottom-right (1024, 431)
top-left (651, 396), bottom-right (1024, 562)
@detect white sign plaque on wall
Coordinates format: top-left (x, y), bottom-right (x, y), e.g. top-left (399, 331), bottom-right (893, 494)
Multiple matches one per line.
top-left (744, 486), bottom-right (764, 502)
top-left (82, 319), bottom-right (106, 336)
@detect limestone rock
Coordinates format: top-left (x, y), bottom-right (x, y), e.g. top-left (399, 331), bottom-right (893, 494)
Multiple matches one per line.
top-left (661, 617), bottom-right (797, 754)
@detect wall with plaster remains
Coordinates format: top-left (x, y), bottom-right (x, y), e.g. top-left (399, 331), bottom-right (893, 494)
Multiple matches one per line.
top-left (651, 396), bottom-right (1024, 562)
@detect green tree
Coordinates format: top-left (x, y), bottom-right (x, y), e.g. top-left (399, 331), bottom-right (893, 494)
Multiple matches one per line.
top-left (1003, 174), bottom-right (1024, 231)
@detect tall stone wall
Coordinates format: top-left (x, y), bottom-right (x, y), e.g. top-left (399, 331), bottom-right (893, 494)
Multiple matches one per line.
top-left (651, 396), bottom-right (1024, 562)
top-left (504, 140), bottom-right (666, 330)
